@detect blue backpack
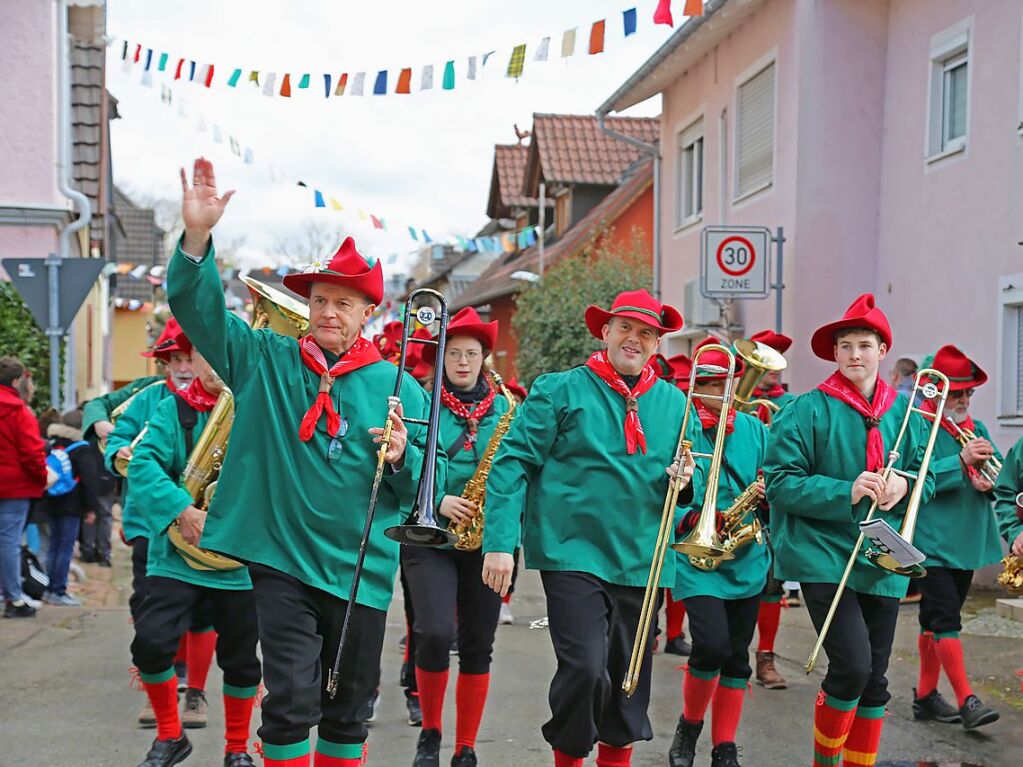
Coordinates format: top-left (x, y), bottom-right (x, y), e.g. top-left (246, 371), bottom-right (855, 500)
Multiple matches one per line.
top-left (46, 441), bottom-right (88, 497)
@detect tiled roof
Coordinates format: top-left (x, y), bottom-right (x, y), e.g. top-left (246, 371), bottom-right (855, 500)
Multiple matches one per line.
top-left (487, 144), bottom-right (539, 218)
top-left (453, 158), bottom-right (653, 311)
top-left (523, 114), bottom-right (660, 192)
top-left (71, 41), bottom-right (104, 212)
top-left (112, 188), bottom-right (164, 302)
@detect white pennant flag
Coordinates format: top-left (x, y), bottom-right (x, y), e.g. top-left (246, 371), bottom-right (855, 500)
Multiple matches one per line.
top-left (263, 72), bottom-right (277, 96)
top-left (351, 72), bottom-right (366, 96)
top-left (244, 148), bottom-right (253, 165)
top-left (141, 70), bottom-right (153, 87)
top-left (421, 65), bottom-right (434, 90)
top-left (467, 56), bottom-right (477, 80)
top-left (213, 125), bottom-right (223, 143)
top-left (535, 37), bottom-right (551, 61)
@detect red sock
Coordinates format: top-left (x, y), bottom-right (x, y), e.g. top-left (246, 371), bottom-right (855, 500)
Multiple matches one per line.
top-left (261, 740), bottom-right (311, 767)
top-left (313, 740), bottom-right (366, 766)
top-left (173, 634), bottom-right (187, 665)
top-left (502, 592), bottom-right (512, 605)
top-left (553, 749), bottom-right (583, 767)
top-left (756, 599), bottom-right (782, 653)
top-left (186, 630), bottom-right (217, 691)
top-left (666, 591), bottom-right (686, 640)
top-left (416, 667), bottom-right (449, 731)
top-left (711, 678), bottom-right (747, 746)
top-left (264, 757), bottom-right (311, 767)
top-left (223, 690), bottom-right (256, 754)
top-left (682, 665), bottom-right (719, 723)
top-left (142, 672), bottom-right (182, 741)
top-left (916, 632), bottom-right (940, 697)
top-left (813, 692), bottom-right (858, 767)
top-left (842, 706), bottom-right (885, 766)
top-left (933, 634), bottom-right (973, 706)
top-left (455, 672), bottom-right (490, 752)
top-left (403, 622), bottom-right (411, 664)
top-left (595, 742), bottom-right (632, 766)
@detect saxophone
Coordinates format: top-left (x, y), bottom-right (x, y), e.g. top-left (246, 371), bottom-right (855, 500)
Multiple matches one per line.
top-left (166, 388), bottom-right (243, 571)
top-left (688, 480), bottom-right (765, 571)
top-left (449, 368), bottom-right (518, 551)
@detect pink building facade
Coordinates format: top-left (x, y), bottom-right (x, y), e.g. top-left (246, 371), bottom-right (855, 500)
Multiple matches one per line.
top-left (603, 0), bottom-right (1023, 450)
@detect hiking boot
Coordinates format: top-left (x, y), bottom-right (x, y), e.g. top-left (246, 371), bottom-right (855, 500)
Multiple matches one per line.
top-left (136, 733), bottom-right (192, 767)
top-left (138, 697), bottom-right (157, 728)
top-left (960, 695), bottom-right (999, 729)
top-left (406, 691), bottom-right (423, 727)
top-left (912, 688), bottom-right (961, 723)
top-left (413, 728), bottom-right (441, 767)
top-left (667, 716), bottom-right (702, 767)
top-left (3, 600), bottom-right (37, 618)
top-left (665, 636), bottom-right (692, 656)
top-left (181, 688), bottom-right (208, 729)
top-left (223, 753), bottom-right (256, 767)
top-left (755, 651), bottom-right (787, 689)
top-left (710, 742), bottom-right (741, 767)
top-left (451, 746), bottom-right (478, 767)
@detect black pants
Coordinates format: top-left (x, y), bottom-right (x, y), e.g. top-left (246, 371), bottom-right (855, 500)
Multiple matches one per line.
top-left (249, 563), bottom-right (386, 747)
top-left (540, 570), bottom-right (654, 757)
top-left (683, 594), bottom-right (760, 679)
top-left (399, 561), bottom-right (418, 692)
top-left (130, 536), bottom-right (216, 632)
top-left (918, 567), bottom-right (973, 634)
top-left (402, 545), bottom-right (501, 674)
top-left (130, 576), bottom-right (260, 688)
top-left (802, 582), bottom-right (899, 707)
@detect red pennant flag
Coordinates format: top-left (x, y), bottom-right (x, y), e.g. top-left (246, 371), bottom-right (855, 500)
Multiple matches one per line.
top-left (370, 215), bottom-right (384, 230)
top-left (655, 0), bottom-right (704, 26)
top-left (589, 20), bottom-right (606, 54)
top-left (204, 64), bottom-right (215, 87)
top-left (335, 72), bottom-right (348, 96)
top-left (396, 68), bottom-right (412, 94)
top-left (134, 44), bottom-right (141, 63)
top-left (174, 58), bottom-right (184, 80)
top-left (280, 73), bottom-right (292, 97)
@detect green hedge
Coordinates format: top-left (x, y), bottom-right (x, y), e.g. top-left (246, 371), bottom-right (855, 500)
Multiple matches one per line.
top-left (0, 281), bottom-right (63, 410)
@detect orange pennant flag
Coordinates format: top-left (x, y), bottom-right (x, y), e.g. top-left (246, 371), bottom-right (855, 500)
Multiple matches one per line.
top-left (396, 68), bottom-right (412, 94)
top-left (280, 73), bottom-right (292, 97)
top-left (588, 20), bottom-right (606, 55)
top-left (685, 0), bottom-right (705, 16)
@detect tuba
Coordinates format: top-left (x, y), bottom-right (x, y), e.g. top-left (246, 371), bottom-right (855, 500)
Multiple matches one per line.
top-left (449, 365), bottom-right (518, 551)
top-left (731, 338), bottom-right (787, 424)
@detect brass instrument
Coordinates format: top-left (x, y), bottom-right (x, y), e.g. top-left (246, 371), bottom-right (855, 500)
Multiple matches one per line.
top-left (731, 338), bottom-right (788, 423)
top-left (944, 417), bottom-right (1002, 485)
top-left (98, 379), bottom-right (166, 453)
top-left (241, 275), bottom-right (310, 335)
top-left (166, 388), bottom-right (243, 571)
top-left (621, 343), bottom-right (735, 697)
top-left (113, 424), bottom-right (149, 477)
top-left (688, 479), bottom-right (764, 572)
top-left (449, 365), bottom-right (518, 551)
top-left (998, 492), bottom-right (1023, 595)
top-left (805, 369), bottom-right (950, 673)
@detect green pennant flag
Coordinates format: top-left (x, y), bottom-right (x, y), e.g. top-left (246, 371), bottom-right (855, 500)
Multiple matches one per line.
top-left (227, 68), bottom-right (242, 87)
top-left (443, 60), bottom-right (455, 90)
top-left (298, 73), bottom-right (310, 89)
top-left (158, 52), bottom-right (168, 71)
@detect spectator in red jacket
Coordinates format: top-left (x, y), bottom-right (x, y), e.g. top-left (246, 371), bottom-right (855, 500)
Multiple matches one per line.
top-left (0, 357), bottom-right (47, 618)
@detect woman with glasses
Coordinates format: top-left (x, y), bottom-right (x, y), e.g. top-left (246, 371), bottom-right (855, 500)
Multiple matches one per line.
top-left (402, 307), bottom-right (510, 767)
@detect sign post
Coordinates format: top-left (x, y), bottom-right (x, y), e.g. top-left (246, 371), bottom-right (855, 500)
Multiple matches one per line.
top-left (700, 225), bottom-right (785, 333)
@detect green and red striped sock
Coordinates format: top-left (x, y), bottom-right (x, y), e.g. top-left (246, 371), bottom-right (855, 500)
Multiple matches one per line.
top-left (682, 665), bottom-right (720, 724)
top-left (842, 705), bottom-right (885, 766)
top-left (933, 632), bottom-right (973, 706)
top-left (813, 691), bottom-right (858, 767)
top-left (553, 749), bottom-right (583, 767)
top-left (140, 667), bottom-right (182, 742)
top-left (595, 742), bottom-right (632, 766)
top-left (757, 596), bottom-right (782, 652)
top-left (711, 676), bottom-right (748, 746)
top-left (222, 683), bottom-right (258, 754)
top-left (313, 738), bottom-right (366, 766)
top-left (262, 738), bottom-right (310, 767)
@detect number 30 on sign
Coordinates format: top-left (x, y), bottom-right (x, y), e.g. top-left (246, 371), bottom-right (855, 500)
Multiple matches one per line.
top-left (700, 226), bottom-right (771, 299)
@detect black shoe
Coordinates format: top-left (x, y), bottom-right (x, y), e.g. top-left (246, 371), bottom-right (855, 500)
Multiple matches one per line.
top-left (960, 694), bottom-right (999, 729)
top-left (406, 692), bottom-right (423, 727)
top-left (710, 742), bottom-right (741, 767)
top-left (399, 633), bottom-right (408, 651)
top-left (365, 689), bottom-right (380, 725)
top-left (136, 733), bottom-right (192, 767)
top-left (665, 636), bottom-right (692, 656)
top-left (413, 728), bottom-right (441, 767)
top-left (668, 716), bottom-right (702, 767)
top-left (224, 753), bottom-right (256, 767)
top-left (80, 550), bottom-right (99, 563)
top-left (401, 659), bottom-right (416, 689)
top-left (451, 746), bottom-right (478, 767)
top-left (98, 557), bottom-right (112, 568)
top-left (912, 688), bottom-right (961, 723)
top-left (3, 601), bottom-right (37, 619)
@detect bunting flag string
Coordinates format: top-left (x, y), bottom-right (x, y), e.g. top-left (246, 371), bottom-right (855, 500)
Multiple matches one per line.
top-left (111, 5), bottom-right (665, 100)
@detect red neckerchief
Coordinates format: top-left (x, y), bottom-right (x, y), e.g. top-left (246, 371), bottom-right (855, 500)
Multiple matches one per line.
top-left (694, 398), bottom-right (735, 435)
top-left (176, 378), bottom-right (220, 413)
top-left (920, 397), bottom-right (979, 479)
top-left (817, 371), bottom-right (897, 472)
top-left (439, 382), bottom-right (497, 451)
top-left (297, 335), bottom-right (381, 441)
top-left (164, 375), bottom-right (178, 394)
top-left (754, 383), bottom-right (786, 398)
top-left (584, 351), bottom-right (658, 455)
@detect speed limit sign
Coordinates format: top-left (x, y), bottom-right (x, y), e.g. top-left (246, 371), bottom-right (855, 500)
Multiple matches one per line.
top-left (700, 226), bottom-right (771, 299)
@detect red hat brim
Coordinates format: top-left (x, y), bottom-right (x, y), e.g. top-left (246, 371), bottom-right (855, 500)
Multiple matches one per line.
top-left (750, 330), bottom-right (793, 355)
top-left (282, 260), bottom-right (384, 305)
top-left (584, 304), bottom-right (684, 340)
top-left (929, 345), bottom-right (988, 391)
top-left (810, 318), bottom-right (892, 361)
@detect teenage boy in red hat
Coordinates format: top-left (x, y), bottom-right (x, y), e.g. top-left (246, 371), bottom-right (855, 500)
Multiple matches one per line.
top-left (167, 158), bottom-right (437, 767)
top-left (128, 351), bottom-right (261, 767)
top-left (763, 294), bottom-right (935, 767)
top-left (482, 289), bottom-right (696, 767)
top-left (909, 344), bottom-right (1004, 729)
top-left (668, 340), bottom-right (769, 767)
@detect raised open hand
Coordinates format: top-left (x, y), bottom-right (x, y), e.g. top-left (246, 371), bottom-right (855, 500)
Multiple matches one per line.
top-left (179, 157), bottom-right (235, 253)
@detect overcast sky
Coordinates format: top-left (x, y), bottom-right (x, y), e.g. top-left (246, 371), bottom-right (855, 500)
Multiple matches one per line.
top-left (106, 1), bottom-right (673, 272)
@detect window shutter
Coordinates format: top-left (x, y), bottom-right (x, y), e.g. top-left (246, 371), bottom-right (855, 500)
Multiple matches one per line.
top-left (736, 62), bottom-right (775, 197)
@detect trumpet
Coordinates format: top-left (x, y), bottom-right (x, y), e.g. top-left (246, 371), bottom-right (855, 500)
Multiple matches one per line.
top-left (805, 369), bottom-right (950, 673)
top-left (621, 343), bottom-right (735, 697)
top-left (944, 417), bottom-right (1002, 485)
top-left (731, 338), bottom-right (787, 424)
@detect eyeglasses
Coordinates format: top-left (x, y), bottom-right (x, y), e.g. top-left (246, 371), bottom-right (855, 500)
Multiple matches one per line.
top-left (445, 349), bottom-right (482, 362)
top-left (949, 388), bottom-right (975, 399)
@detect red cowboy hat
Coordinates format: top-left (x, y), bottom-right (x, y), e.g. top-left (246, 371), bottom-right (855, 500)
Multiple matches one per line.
top-left (584, 289), bottom-right (684, 339)
top-left (402, 327), bottom-right (434, 369)
top-left (424, 307), bottom-right (499, 364)
top-left (665, 354), bottom-right (692, 391)
top-left (928, 344), bottom-right (988, 391)
top-left (691, 338), bottom-right (745, 383)
top-left (750, 329), bottom-right (793, 355)
top-left (651, 354), bottom-right (675, 380)
top-left (282, 236), bottom-right (384, 304)
top-left (810, 293), bottom-right (892, 362)
top-left (505, 377), bottom-right (528, 401)
top-left (409, 359), bottom-right (434, 381)
top-left (373, 320), bottom-right (403, 359)
top-left (141, 317), bottom-right (192, 359)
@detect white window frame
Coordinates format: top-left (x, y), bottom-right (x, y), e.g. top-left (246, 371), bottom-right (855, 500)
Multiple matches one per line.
top-left (1017, 4), bottom-right (1023, 134)
top-left (675, 116), bottom-right (705, 231)
top-left (732, 52), bottom-right (777, 204)
top-left (997, 271), bottom-right (1023, 425)
top-left (925, 18), bottom-right (972, 164)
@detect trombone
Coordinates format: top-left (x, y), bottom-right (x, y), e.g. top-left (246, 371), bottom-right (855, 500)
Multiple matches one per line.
top-left (327, 289), bottom-right (454, 698)
top-left (805, 369), bottom-right (950, 673)
top-left (622, 343), bottom-right (736, 697)
top-left (731, 338), bottom-right (788, 424)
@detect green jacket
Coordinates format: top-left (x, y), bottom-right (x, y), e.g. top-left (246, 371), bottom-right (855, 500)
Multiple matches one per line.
top-left (128, 394), bottom-right (251, 590)
top-left (167, 239), bottom-right (437, 611)
top-left (83, 375), bottom-right (164, 440)
top-left (912, 421), bottom-right (1004, 570)
top-left (483, 366), bottom-right (695, 588)
top-left (764, 387), bottom-right (935, 598)
top-left (674, 410), bottom-right (770, 601)
top-left (102, 381), bottom-right (173, 541)
top-left (993, 436), bottom-right (1023, 550)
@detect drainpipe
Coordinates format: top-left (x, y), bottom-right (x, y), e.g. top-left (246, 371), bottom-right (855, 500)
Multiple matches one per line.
top-left (596, 112), bottom-right (661, 299)
top-left (54, 0), bottom-right (93, 408)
